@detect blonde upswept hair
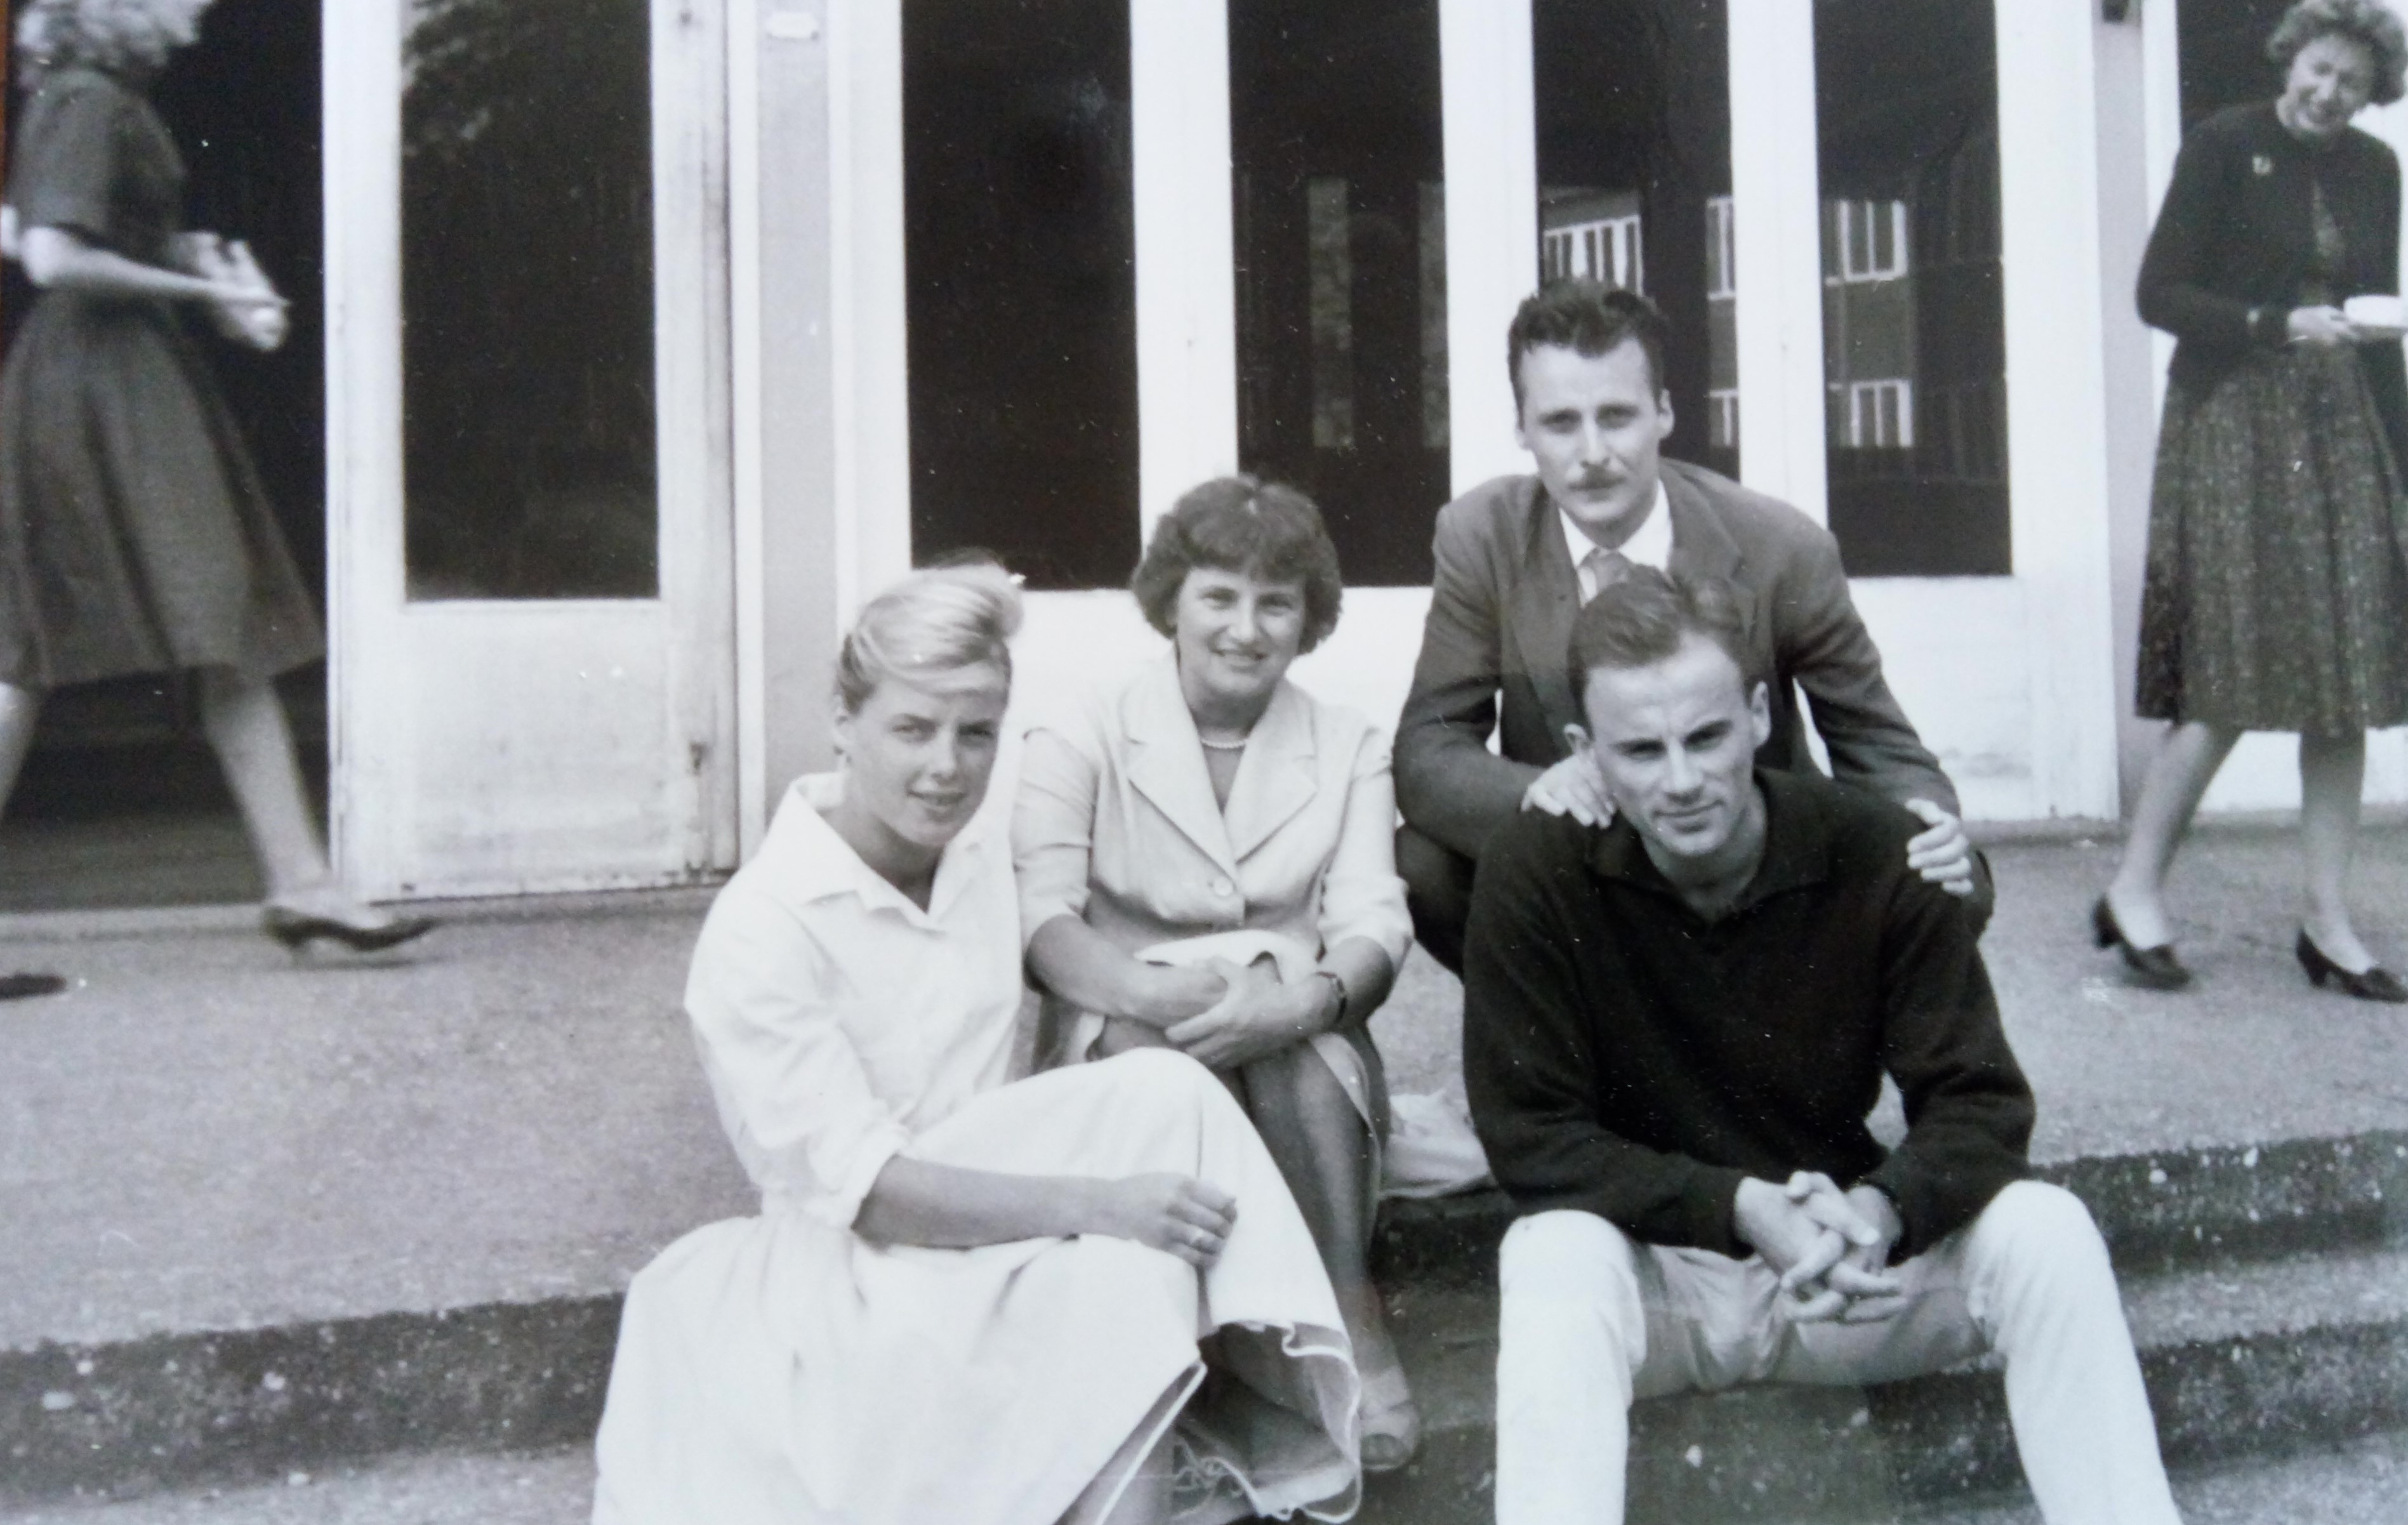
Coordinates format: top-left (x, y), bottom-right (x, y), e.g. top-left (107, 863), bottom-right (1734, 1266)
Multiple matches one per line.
top-left (835, 560), bottom-right (1024, 714)
top-left (15, 0), bottom-right (203, 77)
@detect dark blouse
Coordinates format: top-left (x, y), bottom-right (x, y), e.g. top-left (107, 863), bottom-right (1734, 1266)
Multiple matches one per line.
top-left (5, 66), bottom-right (184, 268)
top-left (2138, 101), bottom-right (2408, 463)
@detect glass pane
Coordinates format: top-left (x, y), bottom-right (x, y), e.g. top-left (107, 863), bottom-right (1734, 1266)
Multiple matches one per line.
top-left (401, 0), bottom-right (659, 600)
top-left (2177, 0), bottom-right (2292, 126)
top-left (904, 0), bottom-right (1139, 591)
top-left (1533, 0), bottom-right (1737, 480)
top-left (1814, 0), bottom-right (2008, 576)
top-left (1230, 0), bottom-right (1446, 588)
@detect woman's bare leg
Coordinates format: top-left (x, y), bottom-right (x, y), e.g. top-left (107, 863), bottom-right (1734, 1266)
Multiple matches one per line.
top-left (1238, 1043), bottom-right (1405, 1403)
top-left (0, 682), bottom-right (42, 819)
top-left (2299, 730), bottom-right (2376, 972)
top-left (2106, 719), bottom-right (2240, 948)
top-left (0, 682), bottom-right (70, 996)
top-left (197, 667), bottom-right (394, 925)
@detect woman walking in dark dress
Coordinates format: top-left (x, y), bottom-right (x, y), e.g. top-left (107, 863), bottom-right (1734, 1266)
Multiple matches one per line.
top-left (1, 0), bottom-right (431, 965)
top-left (2098, 0), bottom-right (2408, 1001)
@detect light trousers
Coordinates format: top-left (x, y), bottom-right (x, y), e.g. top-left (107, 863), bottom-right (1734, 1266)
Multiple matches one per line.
top-left (1495, 1181), bottom-right (2183, 1525)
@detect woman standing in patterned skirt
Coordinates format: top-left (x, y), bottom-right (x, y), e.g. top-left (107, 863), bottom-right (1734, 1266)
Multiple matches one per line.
top-left (2098, 0), bottom-right (2408, 1001)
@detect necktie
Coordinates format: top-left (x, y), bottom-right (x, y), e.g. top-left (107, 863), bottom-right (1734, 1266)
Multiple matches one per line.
top-left (1582, 546), bottom-right (1634, 603)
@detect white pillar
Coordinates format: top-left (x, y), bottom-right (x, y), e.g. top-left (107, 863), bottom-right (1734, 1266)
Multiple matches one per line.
top-left (1997, 3), bottom-right (2121, 821)
top-left (2142, 0), bottom-right (2183, 420)
top-left (826, 0), bottom-right (911, 624)
top-left (1439, 0), bottom-right (1538, 494)
top-left (1726, 0), bottom-right (1828, 523)
top-left (1131, 0), bottom-right (1240, 534)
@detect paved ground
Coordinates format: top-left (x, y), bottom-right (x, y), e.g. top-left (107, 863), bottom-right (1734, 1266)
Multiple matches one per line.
top-left (6, 1431), bottom-right (2405, 1524)
top-left (1, 824), bottom-right (2403, 1354)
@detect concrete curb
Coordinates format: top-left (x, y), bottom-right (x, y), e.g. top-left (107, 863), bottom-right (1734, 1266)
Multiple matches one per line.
top-left (6, 1132), bottom-right (2405, 1508)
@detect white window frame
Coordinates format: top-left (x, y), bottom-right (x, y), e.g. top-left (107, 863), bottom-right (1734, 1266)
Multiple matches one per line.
top-left (1706, 195), bottom-right (1737, 298)
top-left (1829, 197), bottom-right (1909, 282)
top-left (1542, 212), bottom-right (1644, 292)
top-left (1708, 388), bottom-right (1740, 450)
top-left (1843, 378), bottom-right (1912, 448)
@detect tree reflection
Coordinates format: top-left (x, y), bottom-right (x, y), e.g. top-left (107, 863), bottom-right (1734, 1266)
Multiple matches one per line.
top-left (402, 0), bottom-right (657, 600)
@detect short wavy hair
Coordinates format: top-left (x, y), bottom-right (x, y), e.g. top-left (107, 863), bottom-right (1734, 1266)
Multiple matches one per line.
top-left (1508, 281), bottom-right (1672, 410)
top-left (1130, 475), bottom-right (1344, 654)
top-left (1568, 566), bottom-right (1755, 699)
top-left (15, 0), bottom-right (204, 76)
top-left (835, 559), bottom-right (1024, 714)
top-left (2268, 0), bottom-right (2408, 107)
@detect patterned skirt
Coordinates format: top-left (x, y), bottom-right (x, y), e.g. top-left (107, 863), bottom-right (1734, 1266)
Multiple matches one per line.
top-left (2136, 343), bottom-right (2408, 734)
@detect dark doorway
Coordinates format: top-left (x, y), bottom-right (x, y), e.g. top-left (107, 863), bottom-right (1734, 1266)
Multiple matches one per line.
top-left (1, 0), bottom-right (323, 909)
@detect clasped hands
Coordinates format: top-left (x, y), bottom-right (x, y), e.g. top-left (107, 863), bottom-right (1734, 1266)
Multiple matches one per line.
top-left (1733, 1172), bottom-right (1907, 1325)
top-left (1101, 954), bottom-right (1327, 1071)
top-left (1521, 756), bottom-right (1976, 898)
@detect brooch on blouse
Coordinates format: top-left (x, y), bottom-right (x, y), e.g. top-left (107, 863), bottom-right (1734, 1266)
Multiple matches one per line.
top-left (2253, 154), bottom-right (2275, 176)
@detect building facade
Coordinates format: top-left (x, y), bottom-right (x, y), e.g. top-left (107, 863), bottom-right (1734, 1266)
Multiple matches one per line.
top-left (304, 0), bottom-right (2408, 897)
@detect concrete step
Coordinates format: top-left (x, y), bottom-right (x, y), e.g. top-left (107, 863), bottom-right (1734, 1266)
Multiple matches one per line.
top-left (1373, 1129), bottom-right (2408, 1290)
top-left (6, 1432), bottom-right (2408, 1525)
top-left (1360, 1243), bottom-right (2408, 1524)
top-left (6, 1132), bottom-right (2404, 1510)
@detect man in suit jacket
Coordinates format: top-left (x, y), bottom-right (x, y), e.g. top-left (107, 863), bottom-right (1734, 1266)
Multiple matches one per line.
top-left (1395, 281), bottom-right (1983, 972)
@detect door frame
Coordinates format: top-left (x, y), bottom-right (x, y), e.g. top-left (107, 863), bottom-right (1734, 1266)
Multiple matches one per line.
top-left (324, 0), bottom-right (739, 897)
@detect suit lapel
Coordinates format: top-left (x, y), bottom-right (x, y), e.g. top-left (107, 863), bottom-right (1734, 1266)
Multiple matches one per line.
top-left (1123, 659), bottom-right (1239, 875)
top-left (1507, 488), bottom-right (1584, 746)
top-left (1224, 680), bottom-right (1317, 862)
top-left (1664, 466), bottom-right (1745, 584)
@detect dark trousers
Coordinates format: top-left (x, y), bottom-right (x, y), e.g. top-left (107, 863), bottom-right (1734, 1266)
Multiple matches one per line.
top-left (1396, 823), bottom-right (1479, 977)
top-left (1399, 817), bottom-right (1995, 980)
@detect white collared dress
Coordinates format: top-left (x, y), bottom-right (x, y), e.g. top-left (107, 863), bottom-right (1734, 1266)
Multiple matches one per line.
top-left (591, 774), bottom-right (1361, 1525)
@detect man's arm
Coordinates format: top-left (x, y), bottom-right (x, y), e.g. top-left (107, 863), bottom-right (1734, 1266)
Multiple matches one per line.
top-left (1394, 499), bottom-right (1545, 860)
top-left (1461, 820), bottom-right (1751, 1255)
top-left (1858, 870), bottom-right (2035, 1258)
top-left (1775, 525), bottom-right (1962, 817)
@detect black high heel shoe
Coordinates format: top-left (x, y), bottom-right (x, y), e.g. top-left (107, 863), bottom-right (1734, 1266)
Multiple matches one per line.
top-left (2294, 931), bottom-right (2408, 1003)
top-left (262, 904), bottom-right (438, 954)
top-left (2091, 896), bottom-right (2192, 991)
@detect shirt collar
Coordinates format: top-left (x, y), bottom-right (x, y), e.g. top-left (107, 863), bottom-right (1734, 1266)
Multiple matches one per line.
top-left (755, 770), bottom-right (996, 923)
top-left (1585, 769), bottom-right (1835, 916)
top-left (1559, 479), bottom-right (1674, 576)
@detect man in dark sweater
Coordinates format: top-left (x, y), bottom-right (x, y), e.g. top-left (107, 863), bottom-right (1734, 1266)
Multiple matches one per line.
top-left (1464, 569), bottom-right (2180, 1525)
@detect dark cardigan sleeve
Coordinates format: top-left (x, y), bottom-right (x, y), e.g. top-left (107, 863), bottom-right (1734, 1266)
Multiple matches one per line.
top-left (2138, 120), bottom-right (2279, 352)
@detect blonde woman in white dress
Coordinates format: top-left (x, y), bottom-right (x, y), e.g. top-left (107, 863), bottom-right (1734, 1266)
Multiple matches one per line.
top-left (591, 563), bottom-right (1361, 1525)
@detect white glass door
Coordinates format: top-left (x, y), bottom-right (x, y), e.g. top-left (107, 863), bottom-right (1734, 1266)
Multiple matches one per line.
top-left (324, 0), bottom-right (737, 897)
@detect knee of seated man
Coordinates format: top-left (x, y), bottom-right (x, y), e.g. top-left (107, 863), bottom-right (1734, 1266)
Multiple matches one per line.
top-left (1500, 1210), bottom-right (1643, 1306)
top-left (1969, 1180), bottom-right (2112, 1279)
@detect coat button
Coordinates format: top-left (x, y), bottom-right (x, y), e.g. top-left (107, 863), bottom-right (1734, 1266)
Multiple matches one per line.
top-left (1210, 876), bottom-right (1235, 897)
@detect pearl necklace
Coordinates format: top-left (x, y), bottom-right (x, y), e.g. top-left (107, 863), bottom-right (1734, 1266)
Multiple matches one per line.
top-left (1198, 735), bottom-right (1251, 752)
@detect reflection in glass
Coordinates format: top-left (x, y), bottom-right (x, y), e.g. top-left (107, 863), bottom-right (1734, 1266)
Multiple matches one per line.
top-left (903, 0), bottom-right (1138, 590)
top-left (1814, 0), bottom-right (2008, 576)
top-left (401, 0), bottom-right (659, 600)
top-left (1230, 0), bottom-right (1446, 588)
top-left (1532, 0), bottom-right (1736, 480)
